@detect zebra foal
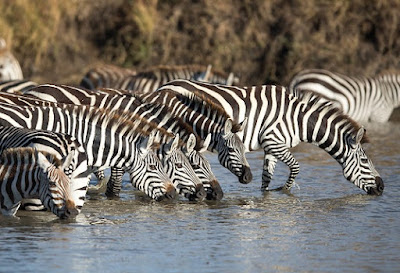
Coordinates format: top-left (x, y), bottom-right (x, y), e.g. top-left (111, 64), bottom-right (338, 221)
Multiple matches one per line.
top-left (0, 147), bottom-right (78, 218)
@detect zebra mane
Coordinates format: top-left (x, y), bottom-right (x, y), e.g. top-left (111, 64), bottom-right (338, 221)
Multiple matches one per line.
top-left (60, 104), bottom-right (172, 143)
top-left (158, 89), bottom-right (242, 133)
top-left (136, 94), bottom-right (206, 151)
top-left (292, 89), bottom-right (369, 143)
top-left (0, 147), bottom-right (62, 167)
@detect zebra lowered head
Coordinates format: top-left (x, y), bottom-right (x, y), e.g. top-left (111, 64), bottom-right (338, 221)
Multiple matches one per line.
top-left (183, 134), bottom-right (223, 201)
top-left (159, 134), bottom-right (206, 201)
top-left (342, 127), bottom-right (384, 195)
top-left (0, 148), bottom-right (79, 218)
top-left (129, 132), bottom-right (177, 201)
top-left (217, 118), bottom-right (252, 184)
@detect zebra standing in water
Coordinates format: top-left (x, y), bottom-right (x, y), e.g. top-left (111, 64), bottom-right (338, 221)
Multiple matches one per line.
top-left (0, 126), bottom-right (90, 212)
top-left (157, 80), bottom-right (384, 195)
top-left (0, 39), bottom-right (23, 81)
top-left (289, 69), bottom-right (400, 123)
top-left (80, 64), bottom-right (137, 90)
top-left (0, 102), bottom-right (177, 201)
top-left (0, 79), bottom-right (38, 93)
top-left (0, 147), bottom-right (79, 218)
top-left (12, 87), bottom-right (207, 200)
top-left (21, 85), bottom-right (225, 200)
top-left (139, 89), bottom-right (253, 184)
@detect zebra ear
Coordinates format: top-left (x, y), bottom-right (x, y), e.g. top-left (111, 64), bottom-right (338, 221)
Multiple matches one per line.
top-left (171, 133), bottom-right (180, 151)
top-left (223, 118), bottom-right (233, 136)
top-left (199, 133), bottom-right (211, 153)
top-left (355, 127), bottom-right (365, 145)
top-left (187, 134), bottom-right (196, 153)
top-left (238, 117), bottom-right (248, 132)
top-left (61, 150), bottom-right (76, 171)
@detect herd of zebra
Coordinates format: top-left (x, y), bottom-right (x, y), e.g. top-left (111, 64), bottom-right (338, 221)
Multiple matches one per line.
top-left (0, 44), bottom-right (397, 219)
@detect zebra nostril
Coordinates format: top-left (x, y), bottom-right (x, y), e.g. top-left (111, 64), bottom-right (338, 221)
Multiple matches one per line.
top-left (239, 166), bottom-right (253, 184)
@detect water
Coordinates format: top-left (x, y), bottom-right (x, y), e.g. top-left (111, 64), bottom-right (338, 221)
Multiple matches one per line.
top-left (0, 121), bottom-right (399, 273)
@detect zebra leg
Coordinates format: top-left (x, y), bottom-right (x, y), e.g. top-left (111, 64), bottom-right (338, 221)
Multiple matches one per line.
top-left (261, 154), bottom-right (277, 191)
top-left (105, 167), bottom-right (125, 198)
top-left (268, 145), bottom-right (300, 192)
top-left (93, 170), bottom-right (106, 181)
top-left (1, 201), bottom-right (22, 216)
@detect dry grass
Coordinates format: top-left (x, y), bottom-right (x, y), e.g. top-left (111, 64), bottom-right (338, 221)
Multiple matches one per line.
top-left (0, 0), bottom-right (399, 86)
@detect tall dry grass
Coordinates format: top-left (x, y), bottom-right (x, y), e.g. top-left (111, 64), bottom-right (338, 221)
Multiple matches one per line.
top-left (0, 0), bottom-right (399, 85)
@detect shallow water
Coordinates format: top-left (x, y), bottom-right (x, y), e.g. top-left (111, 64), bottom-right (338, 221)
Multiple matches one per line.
top-left (1, 121), bottom-right (399, 273)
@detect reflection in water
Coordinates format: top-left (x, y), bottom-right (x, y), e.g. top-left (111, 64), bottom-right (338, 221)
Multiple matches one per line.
top-left (0, 122), bottom-right (399, 272)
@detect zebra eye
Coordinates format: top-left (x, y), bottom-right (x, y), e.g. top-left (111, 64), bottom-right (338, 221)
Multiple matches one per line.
top-left (228, 148), bottom-right (235, 153)
top-left (49, 182), bottom-right (57, 187)
top-left (175, 163), bottom-right (183, 168)
top-left (149, 165), bottom-right (157, 171)
top-left (192, 165), bottom-right (200, 170)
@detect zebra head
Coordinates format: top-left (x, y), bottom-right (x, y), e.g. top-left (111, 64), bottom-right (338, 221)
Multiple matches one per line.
top-left (217, 118), bottom-right (253, 184)
top-left (37, 150), bottom-right (79, 219)
top-left (162, 134), bottom-right (206, 201)
top-left (342, 128), bottom-right (384, 195)
top-left (129, 132), bottom-right (177, 201)
top-left (183, 133), bottom-right (223, 200)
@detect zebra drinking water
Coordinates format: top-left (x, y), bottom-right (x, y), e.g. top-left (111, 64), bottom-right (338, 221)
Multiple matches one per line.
top-left (0, 102), bottom-right (177, 201)
top-left (0, 125), bottom-right (90, 212)
top-left (289, 69), bottom-right (400, 123)
top-left (0, 147), bottom-right (78, 218)
top-left (21, 85), bottom-right (223, 200)
top-left (157, 80), bottom-right (384, 195)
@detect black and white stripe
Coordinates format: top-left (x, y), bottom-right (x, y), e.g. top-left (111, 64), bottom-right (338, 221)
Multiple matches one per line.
top-left (0, 101), bottom-right (176, 201)
top-left (0, 147), bottom-right (78, 218)
top-left (289, 69), bottom-right (400, 123)
top-left (0, 79), bottom-right (38, 93)
top-left (21, 85), bottom-right (207, 200)
top-left (140, 89), bottom-right (253, 184)
top-left (80, 64), bottom-right (136, 90)
top-left (157, 80), bottom-right (384, 195)
top-left (0, 126), bottom-right (90, 212)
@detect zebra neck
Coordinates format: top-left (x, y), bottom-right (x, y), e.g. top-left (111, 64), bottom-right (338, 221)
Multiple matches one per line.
top-left (299, 104), bottom-right (351, 164)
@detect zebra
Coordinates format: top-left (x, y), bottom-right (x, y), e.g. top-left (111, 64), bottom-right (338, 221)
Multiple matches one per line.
top-left (0, 147), bottom-right (79, 218)
top-left (139, 88), bottom-right (253, 184)
top-left (120, 64), bottom-right (239, 93)
top-left (80, 63), bottom-right (137, 90)
top-left (80, 64), bottom-right (238, 92)
top-left (0, 79), bottom-right (38, 93)
top-left (0, 125), bottom-right (90, 212)
top-left (0, 102), bottom-right (177, 201)
top-left (288, 69), bottom-right (400, 123)
top-left (157, 80), bottom-right (384, 195)
top-left (0, 38), bottom-right (23, 81)
top-left (21, 85), bottom-right (223, 200)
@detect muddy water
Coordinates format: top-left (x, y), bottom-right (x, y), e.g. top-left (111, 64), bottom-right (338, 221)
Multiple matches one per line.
top-left (0, 121), bottom-right (399, 273)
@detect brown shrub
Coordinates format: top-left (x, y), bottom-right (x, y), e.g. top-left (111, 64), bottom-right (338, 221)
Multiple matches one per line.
top-left (0, 0), bottom-right (399, 86)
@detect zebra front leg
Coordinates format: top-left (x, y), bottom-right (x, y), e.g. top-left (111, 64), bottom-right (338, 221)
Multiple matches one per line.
top-left (261, 153), bottom-right (277, 191)
top-left (269, 145), bottom-right (300, 192)
top-left (105, 167), bottom-right (125, 198)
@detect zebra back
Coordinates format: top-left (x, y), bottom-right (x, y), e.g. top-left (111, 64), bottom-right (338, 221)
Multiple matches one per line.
top-left (80, 64), bottom-right (136, 90)
top-left (0, 80), bottom-right (38, 93)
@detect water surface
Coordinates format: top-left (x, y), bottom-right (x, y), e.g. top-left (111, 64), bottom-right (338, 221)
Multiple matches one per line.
top-left (0, 121), bottom-right (399, 273)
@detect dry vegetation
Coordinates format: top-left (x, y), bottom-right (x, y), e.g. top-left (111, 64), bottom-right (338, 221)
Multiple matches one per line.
top-left (0, 0), bottom-right (399, 86)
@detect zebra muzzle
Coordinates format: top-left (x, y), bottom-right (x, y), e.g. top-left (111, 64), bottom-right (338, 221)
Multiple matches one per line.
top-left (239, 165), bottom-right (253, 184)
top-left (367, 176), bottom-right (384, 195)
top-left (188, 184), bottom-right (206, 201)
top-left (206, 180), bottom-right (224, 201)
